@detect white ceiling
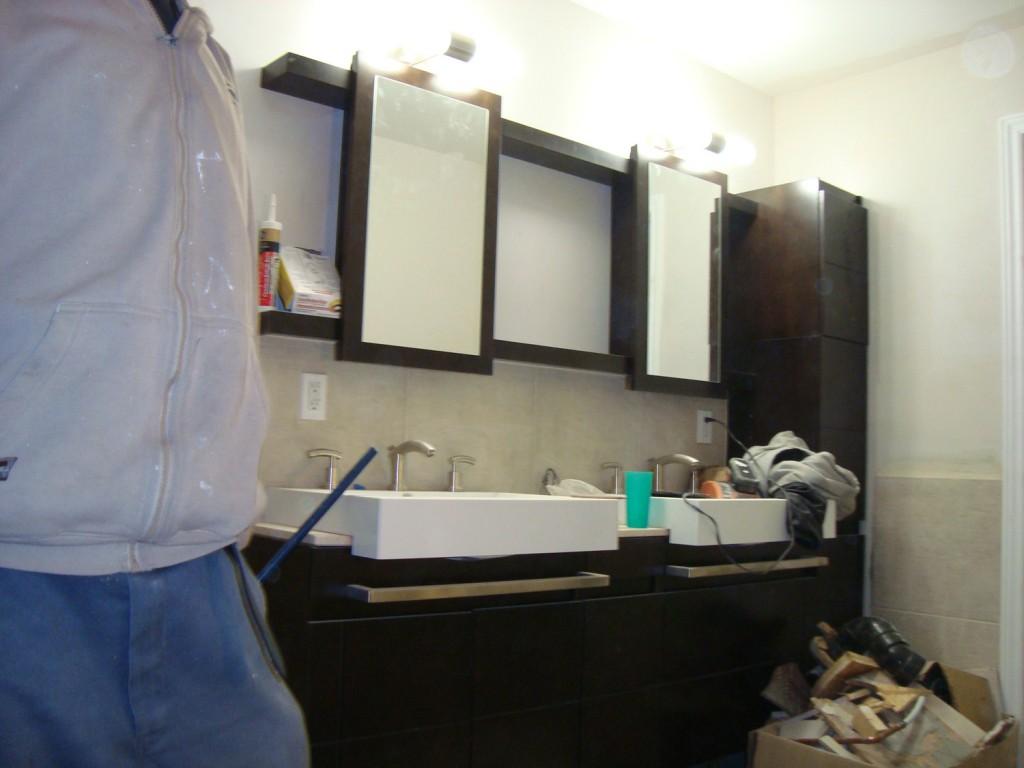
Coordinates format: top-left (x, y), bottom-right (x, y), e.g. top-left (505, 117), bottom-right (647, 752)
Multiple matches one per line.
top-left (569, 0), bottom-right (1024, 93)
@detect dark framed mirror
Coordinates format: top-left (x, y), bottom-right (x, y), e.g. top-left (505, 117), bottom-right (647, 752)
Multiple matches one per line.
top-left (627, 145), bottom-right (727, 396)
top-left (337, 54), bottom-right (501, 373)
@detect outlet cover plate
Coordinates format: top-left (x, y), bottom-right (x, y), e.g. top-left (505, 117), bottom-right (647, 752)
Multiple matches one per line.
top-left (300, 373), bottom-right (327, 421)
top-left (697, 410), bottom-right (713, 444)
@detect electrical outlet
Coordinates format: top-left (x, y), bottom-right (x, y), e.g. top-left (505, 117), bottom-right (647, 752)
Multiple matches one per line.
top-left (696, 410), bottom-right (713, 444)
top-left (300, 373), bottom-right (327, 421)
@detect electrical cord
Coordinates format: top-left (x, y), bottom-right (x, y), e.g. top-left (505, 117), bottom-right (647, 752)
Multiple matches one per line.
top-left (681, 491), bottom-right (797, 576)
top-left (691, 415), bottom-right (799, 575)
top-left (703, 415), bottom-right (778, 494)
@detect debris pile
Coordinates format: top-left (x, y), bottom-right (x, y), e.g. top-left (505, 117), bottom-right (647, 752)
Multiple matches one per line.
top-left (751, 621), bottom-right (1017, 768)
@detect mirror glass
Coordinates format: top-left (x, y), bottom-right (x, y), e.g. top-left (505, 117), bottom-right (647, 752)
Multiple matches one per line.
top-left (646, 162), bottom-right (721, 382)
top-left (361, 76), bottom-right (489, 355)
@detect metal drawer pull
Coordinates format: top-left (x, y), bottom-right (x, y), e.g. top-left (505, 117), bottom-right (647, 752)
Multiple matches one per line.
top-left (665, 556), bottom-right (829, 579)
top-left (342, 571), bottom-right (610, 603)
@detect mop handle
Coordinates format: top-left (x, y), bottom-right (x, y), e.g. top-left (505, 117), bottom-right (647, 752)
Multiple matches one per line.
top-left (257, 446), bottom-right (377, 583)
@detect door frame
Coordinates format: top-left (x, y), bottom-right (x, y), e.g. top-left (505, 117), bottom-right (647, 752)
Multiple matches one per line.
top-left (999, 112), bottom-right (1024, 719)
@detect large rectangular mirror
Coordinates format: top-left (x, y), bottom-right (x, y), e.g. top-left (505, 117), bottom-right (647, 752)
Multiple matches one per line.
top-left (628, 146), bottom-right (726, 396)
top-left (338, 55), bottom-right (500, 373)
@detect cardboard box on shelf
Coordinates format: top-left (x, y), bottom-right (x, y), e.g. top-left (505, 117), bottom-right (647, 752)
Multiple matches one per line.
top-left (748, 667), bottom-right (1017, 768)
top-left (277, 246), bottom-right (340, 317)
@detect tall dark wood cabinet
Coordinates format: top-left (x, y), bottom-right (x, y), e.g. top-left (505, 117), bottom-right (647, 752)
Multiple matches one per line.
top-left (725, 179), bottom-right (868, 531)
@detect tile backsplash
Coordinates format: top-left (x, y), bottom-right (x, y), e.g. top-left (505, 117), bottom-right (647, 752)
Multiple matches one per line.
top-left (257, 335), bottom-right (728, 495)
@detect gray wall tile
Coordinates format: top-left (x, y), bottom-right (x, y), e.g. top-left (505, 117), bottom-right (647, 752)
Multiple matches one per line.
top-left (874, 607), bottom-right (999, 671)
top-left (257, 341), bottom-right (728, 497)
top-left (872, 477), bottom-right (1000, 623)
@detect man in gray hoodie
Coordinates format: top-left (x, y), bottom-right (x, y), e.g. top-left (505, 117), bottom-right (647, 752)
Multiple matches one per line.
top-left (0, 2), bottom-right (308, 765)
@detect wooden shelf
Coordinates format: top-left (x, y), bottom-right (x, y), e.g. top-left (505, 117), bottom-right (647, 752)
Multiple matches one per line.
top-left (260, 52), bottom-right (629, 184)
top-left (494, 340), bottom-right (628, 374)
top-left (261, 52), bottom-right (352, 109)
top-left (259, 311), bottom-right (337, 340)
top-left (500, 120), bottom-right (629, 184)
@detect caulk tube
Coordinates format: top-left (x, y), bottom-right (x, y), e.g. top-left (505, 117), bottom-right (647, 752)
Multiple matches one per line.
top-left (257, 193), bottom-right (282, 310)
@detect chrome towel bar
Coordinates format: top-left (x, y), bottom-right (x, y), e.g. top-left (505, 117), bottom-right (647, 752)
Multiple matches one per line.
top-left (665, 556), bottom-right (829, 579)
top-left (342, 571), bottom-right (610, 603)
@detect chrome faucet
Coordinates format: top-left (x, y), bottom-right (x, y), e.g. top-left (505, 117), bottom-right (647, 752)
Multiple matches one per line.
top-left (387, 440), bottom-right (436, 491)
top-left (307, 448), bottom-right (344, 490)
top-left (601, 461), bottom-right (624, 495)
top-left (447, 455), bottom-right (476, 492)
top-left (648, 453), bottom-right (701, 494)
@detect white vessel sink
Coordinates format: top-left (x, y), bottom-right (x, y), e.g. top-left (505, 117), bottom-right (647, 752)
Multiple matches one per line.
top-left (648, 497), bottom-right (836, 546)
top-left (262, 488), bottom-right (619, 559)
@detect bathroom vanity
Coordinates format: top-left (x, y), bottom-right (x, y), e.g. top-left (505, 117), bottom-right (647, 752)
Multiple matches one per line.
top-left (244, 531), bottom-right (863, 767)
top-left (249, 48), bottom-right (869, 768)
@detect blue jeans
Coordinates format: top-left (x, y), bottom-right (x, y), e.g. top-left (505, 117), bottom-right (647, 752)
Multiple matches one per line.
top-left (0, 547), bottom-right (309, 767)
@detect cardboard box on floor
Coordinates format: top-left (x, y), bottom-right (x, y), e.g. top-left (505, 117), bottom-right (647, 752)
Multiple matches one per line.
top-left (748, 668), bottom-right (1018, 768)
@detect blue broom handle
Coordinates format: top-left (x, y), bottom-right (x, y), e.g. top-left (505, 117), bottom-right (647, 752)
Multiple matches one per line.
top-left (257, 446), bottom-right (377, 583)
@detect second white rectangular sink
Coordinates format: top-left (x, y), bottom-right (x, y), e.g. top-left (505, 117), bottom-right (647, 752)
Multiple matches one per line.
top-left (262, 488), bottom-right (619, 559)
top-left (648, 497), bottom-right (836, 546)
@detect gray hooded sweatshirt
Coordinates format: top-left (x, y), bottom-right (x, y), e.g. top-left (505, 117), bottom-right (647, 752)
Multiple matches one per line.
top-left (0, 2), bottom-right (268, 574)
top-left (745, 431), bottom-right (861, 520)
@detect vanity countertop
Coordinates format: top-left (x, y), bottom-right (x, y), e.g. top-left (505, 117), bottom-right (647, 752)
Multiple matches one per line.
top-left (250, 522), bottom-right (667, 548)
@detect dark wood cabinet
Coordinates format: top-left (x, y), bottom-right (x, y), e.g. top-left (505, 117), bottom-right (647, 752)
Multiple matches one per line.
top-left (659, 665), bottom-right (776, 766)
top-left (662, 576), bottom-right (817, 681)
top-left (245, 532), bottom-right (862, 766)
top-left (473, 703), bottom-right (580, 768)
top-left (338, 612), bottom-right (475, 739)
top-left (725, 178), bottom-right (868, 530)
top-left (582, 593), bottom-right (663, 697)
top-left (580, 688), bottom-right (661, 768)
top-left (339, 723), bottom-right (472, 768)
top-left (474, 601), bottom-right (585, 716)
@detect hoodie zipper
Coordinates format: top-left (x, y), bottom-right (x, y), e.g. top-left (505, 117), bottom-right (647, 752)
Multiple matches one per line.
top-left (136, 9), bottom-right (192, 563)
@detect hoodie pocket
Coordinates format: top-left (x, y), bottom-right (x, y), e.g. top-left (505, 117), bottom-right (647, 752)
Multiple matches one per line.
top-left (162, 318), bottom-right (268, 540)
top-left (0, 302), bottom-right (170, 542)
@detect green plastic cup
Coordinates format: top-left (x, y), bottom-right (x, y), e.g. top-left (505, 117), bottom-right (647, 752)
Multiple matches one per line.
top-left (624, 471), bottom-right (653, 528)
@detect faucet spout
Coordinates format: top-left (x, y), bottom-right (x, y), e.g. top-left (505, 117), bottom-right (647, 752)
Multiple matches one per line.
top-left (390, 440), bottom-right (437, 458)
top-left (387, 440), bottom-right (437, 491)
top-left (648, 453), bottom-right (701, 494)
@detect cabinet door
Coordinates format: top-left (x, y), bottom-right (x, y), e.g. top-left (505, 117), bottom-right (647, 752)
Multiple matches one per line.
top-left (474, 601), bottom-right (584, 717)
top-left (660, 665), bottom-right (775, 765)
top-left (338, 56), bottom-right (500, 374)
top-left (662, 576), bottom-right (819, 681)
top-left (817, 535), bottom-right (865, 629)
top-left (821, 187), bottom-right (867, 273)
top-left (473, 703), bottom-right (580, 768)
top-left (329, 612), bottom-right (474, 740)
top-left (583, 593), bottom-right (664, 697)
top-left (340, 723), bottom-right (471, 768)
top-left (821, 262), bottom-right (868, 343)
top-left (580, 688), bottom-right (660, 768)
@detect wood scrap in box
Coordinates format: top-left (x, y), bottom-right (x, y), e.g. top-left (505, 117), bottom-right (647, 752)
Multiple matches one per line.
top-left (811, 651), bottom-right (880, 698)
top-left (764, 646), bottom-right (994, 766)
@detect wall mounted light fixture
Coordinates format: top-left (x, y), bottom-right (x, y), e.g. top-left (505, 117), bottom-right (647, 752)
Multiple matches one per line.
top-left (398, 30), bottom-right (477, 66)
top-left (646, 129), bottom-right (756, 169)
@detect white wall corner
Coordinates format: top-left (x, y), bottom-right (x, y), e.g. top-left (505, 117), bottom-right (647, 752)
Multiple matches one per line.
top-left (999, 112), bottom-right (1024, 720)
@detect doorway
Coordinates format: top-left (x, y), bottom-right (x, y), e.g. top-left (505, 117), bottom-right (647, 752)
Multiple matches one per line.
top-left (999, 111), bottom-right (1024, 719)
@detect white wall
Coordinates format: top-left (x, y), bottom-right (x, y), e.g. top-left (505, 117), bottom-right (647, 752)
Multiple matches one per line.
top-left (494, 157), bottom-right (612, 353)
top-left (773, 25), bottom-right (1024, 672)
top-left (774, 25), bottom-right (1024, 478)
top-left (200, 0), bottom-right (776, 265)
